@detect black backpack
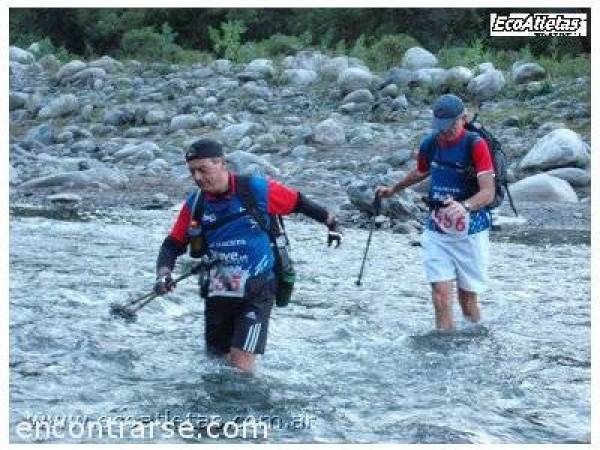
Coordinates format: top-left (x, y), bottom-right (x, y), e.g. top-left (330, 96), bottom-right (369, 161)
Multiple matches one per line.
top-left (190, 175), bottom-right (295, 307)
top-left (425, 114), bottom-right (518, 216)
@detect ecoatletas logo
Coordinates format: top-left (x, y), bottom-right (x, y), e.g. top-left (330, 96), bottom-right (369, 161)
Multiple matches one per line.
top-left (490, 12), bottom-right (587, 36)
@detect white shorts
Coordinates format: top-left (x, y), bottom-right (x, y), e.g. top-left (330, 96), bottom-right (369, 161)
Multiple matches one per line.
top-left (421, 229), bottom-right (490, 293)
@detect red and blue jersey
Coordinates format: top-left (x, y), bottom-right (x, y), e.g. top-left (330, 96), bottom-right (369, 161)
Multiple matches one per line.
top-left (168, 174), bottom-right (298, 295)
top-left (418, 128), bottom-right (494, 235)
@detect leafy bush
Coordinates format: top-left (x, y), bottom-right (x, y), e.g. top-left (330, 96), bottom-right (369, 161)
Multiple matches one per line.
top-left (208, 20), bottom-right (247, 61)
top-left (260, 31), bottom-right (312, 56)
top-left (29, 37), bottom-right (77, 62)
top-left (368, 33), bottom-right (420, 69)
top-left (120, 23), bottom-right (180, 62)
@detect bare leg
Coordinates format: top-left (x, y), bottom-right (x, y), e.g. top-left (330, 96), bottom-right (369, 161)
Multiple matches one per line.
top-left (458, 288), bottom-right (480, 323)
top-left (431, 281), bottom-right (455, 330)
top-left (227, 347), bottom-right (256, 373)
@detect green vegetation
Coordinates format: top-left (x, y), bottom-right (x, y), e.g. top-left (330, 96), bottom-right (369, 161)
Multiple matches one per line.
top-left (9, 8), bottom-right (590, 79)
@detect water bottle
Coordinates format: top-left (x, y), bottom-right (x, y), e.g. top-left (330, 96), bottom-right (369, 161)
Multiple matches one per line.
top-left (188, 220), bottom-right (205, 258)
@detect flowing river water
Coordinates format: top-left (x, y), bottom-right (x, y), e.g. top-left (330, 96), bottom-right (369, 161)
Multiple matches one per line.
top-left (9, 210), bottom-right (590, 443)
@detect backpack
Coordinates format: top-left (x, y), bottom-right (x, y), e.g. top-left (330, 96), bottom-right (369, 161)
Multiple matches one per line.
top-left (425, 114), bottom-right (518, 216)
top-left (190, 175), bottom-right (295, 307)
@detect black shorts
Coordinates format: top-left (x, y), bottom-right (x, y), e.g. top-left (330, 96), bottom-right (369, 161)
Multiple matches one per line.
top-left (204, 277), bottom-right (276, 355)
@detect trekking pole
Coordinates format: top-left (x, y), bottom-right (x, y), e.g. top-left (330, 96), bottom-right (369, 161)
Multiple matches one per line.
top-left (110, 256), bottom-right (217, 322)
top-left (355, 195), bottom-right (382, 286)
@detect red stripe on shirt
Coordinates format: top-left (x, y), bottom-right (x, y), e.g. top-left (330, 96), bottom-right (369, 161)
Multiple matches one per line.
top-left (267, 179), bottom-right (299, 215)
top-left (471, 138), bottom-right (494, 175)
top-left (169, 202), bottom-right (191, 245)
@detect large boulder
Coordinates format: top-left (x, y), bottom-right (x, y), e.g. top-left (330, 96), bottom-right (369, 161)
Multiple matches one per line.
top-left (281, 69), bottom-right (318, 86)
top-left (19, 167), bottom-right (129, 190)
top-left (9, 92), bottom-right (28, 111)
top-left (413, 68), bottom-right (448, 90)
top-left (520, 129), bottom-right (590, 171)
top-left (342, 89), bottom-right (374, 104)
top-left (211, 59), bottom-right (233, 74)
top-left (347, 182), bottom-right (420, 220)
top-left (512, 61), bottom-right (546, 84)
top-left (320, 56), bottom-right (349, 80)
top-left (112, 142), bottom-right (160, 163)
top-left (25, 124), bottom-right (56, 145)
top-left (65, 67), bottom-right (107, 87)
top-left (380, 67), bottom-right (414, 88)
top-left (509, 173), bottom-right (578, 203)
top-left (467, 69), bottom-right (505, 100)
top-left (226, 150), bottom-right (280, 177)
top-left (56, 60), bottom-right (87, 82)
top-left (38, 94), bottom-right (79, 119)
top-left (245, 59), bottom-right (275, 79)
top-left (170, 114), bottom-right (200, 131)
top-left (88, 55), bottom-right (124, 73)
top-left (221, 122), bottom-right (257, 146)
top-left (10, 46), bottom-right (35, 64)
top-left (446, 66), bottom-right (474, 85)
top-left (401, 47), bottom-right (438, 70)
top-left (314, 118), bottom-right (346, 145)
top-left (544, 167), bottom-right (590, 188)
top-left (337, 67), bottom-right (374, 95)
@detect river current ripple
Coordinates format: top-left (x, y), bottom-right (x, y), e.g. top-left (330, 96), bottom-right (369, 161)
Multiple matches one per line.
top-left (9, 210), bottom-right (590, 443)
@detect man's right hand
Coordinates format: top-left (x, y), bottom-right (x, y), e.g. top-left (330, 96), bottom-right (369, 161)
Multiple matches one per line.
top-left (376, 185), bottom-right (395, 199)
top-left (154, 273), bottom-right (175, 296)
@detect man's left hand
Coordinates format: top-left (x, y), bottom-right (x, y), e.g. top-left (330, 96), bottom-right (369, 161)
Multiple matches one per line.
top-left (443, 198), bottom-right (468, 221)
top-left (327, 217), bottom-right (343, 248)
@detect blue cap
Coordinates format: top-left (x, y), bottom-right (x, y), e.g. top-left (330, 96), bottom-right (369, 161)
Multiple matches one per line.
top-left (432, 94), bottom-right (465, 132)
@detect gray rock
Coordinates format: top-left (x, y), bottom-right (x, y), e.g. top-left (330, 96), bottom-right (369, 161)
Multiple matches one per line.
top-left (290, 145), bottom-right (317, 158)
top-left (248, 99), bottom-right (268, 114)
top-left (211, 59), bottom-right (233, 74)
top-left (320, 56), bottom-right (349, 80)
top-left (113, 142), bottom-right (160, 163)
top-left (502, 116), bottom-right (520, 127)
top-left (237, 136), bottom-right (253, 150)
top-left (255, 133), bottom-right (276, 147)
top-left (340, 102), bottom-right (371, 113)
top-left (446, 66), bottom-right (474, 85)
top-left (38, 54), bottom-right (61, 73)
top-left (414, 68), bottom-right (448, 90)
top-left (401, 47), bottom-right (438, 70)
top-left (544, 167), bottom-right (590, 187)
top-left (314, 118), bottom-right (346, 145)
top-left (477, 62), bottom-right (496, 74)
top-left (245, 59), bottom-right (275, 79)
top-left (10, 46), bottom-right (34, 64)
top-left (80, 104), bottom-right (94, 121)
top-left (380, 83), bottom-right (400, 98)
top-left (147, 158), bottom-right (170, 172)
top-left (56, 131), bottom-right (74, 143)
top-left (20, 167), bottom-right (129, 189)
top-left (38, 94), bottom-right (79, 119)
top-left (201, 112), bottom-right (219, 128)
top-left (144, 109), bottom-right (167, 124)
top-left (281, 69), bottom-right (318, 86)
top-left (47, 193), bottom-right (82, 205)
top-left (25, 124), bottom-right (56, 145)
top-left (226, 150), bottom-right (280, 177)
top-left (71, 139), bottom-right (98, 154)
top-left (88, 55), bottom-right (124, 73)
top-left (104, 108), bottom-right (135, 126)
top-left (347, 182), bottom-right (419, 219)
top-left (64, 67), bottom-right (106, 86)
top-left (9, 164), bottom-right (20, 185)
top-left (537, 121), bottom-right (567, 137)
top-left (56, 60), bottom-right (87, 82)
top-left (381, 68), bottom-right (414, 88)
top-left (170, 114), bottom-right (200, 131)
top-left (241, 83), bottom-right (272, 99)
top-left (467, 69), bottom-right (505, 101)
top-left (342, 89), bottom-right (374, 104)
top-left (337, 67), bottom-right (374, 95)
top-left (520, 129), bottom-right (590, 171)
top-left (385, 149), bottom-right (413, 167)
top-left (512, 61), bottom-right (546, 84)
top-left (221, 122), bottom-right (256, 146)
top-left (205, 96), bottom-right (218, 107)
top-left (509, 173), bottom-right (578, 203)
top-left (9, 92), bottom-right (28, 111)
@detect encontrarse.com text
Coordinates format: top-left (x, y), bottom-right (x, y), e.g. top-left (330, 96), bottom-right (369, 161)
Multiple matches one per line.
top-left (15, 413), bottom-right (317, 441)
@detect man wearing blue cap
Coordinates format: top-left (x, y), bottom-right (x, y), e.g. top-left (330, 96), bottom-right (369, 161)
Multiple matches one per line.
top-left (377, 94), bottom-right (495, 330)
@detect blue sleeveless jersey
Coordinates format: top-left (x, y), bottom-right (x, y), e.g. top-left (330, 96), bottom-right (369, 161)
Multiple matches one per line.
top-left (419, 132), bottom-right (491, 235)
top-left (186, 176), bottom-right (275, 297)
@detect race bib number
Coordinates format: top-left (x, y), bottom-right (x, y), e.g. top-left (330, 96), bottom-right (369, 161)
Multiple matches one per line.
top-left (208, 266), bottom-right (249, 298)
top-left (432, 207), bottom-right (470, 237)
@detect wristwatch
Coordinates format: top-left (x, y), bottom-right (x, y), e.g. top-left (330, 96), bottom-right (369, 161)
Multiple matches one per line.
top-left (461, 201), bottom-right (472, 212)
